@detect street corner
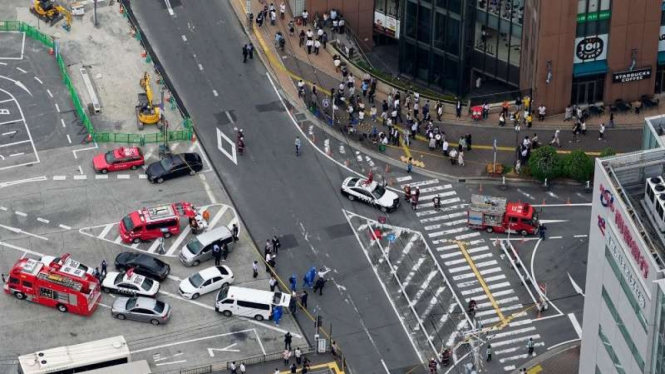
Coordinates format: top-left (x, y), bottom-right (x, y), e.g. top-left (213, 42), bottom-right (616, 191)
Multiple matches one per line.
top-left (128, 327), bottom-right (268, 370)
top-left (78, 203), bottom-right (237, 258)
top-left (0, 30), bottom-right (25, 60)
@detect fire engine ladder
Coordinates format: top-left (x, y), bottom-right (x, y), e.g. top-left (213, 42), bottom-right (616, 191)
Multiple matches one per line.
top-left (470, 195), bottom-right (507, 213)
top-left (37, 272), bottom-right (83, 291)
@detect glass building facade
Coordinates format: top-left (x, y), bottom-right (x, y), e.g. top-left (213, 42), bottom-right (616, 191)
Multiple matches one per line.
top-left (399, 0), bottom-right (523, 96)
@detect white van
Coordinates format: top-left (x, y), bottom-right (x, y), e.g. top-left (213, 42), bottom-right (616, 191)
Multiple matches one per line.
top-left (215, 284), bottom-right (291, 321)
top-left (179, 226), bottom-right (234, 266)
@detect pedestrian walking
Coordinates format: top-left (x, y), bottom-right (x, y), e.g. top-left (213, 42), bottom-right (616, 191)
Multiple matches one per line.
top-left (527, 337), bottom-right (535, 355)
top-left (252, 261), bottom-right (259, 278)
top-left (300, 290), bottom-right (308, 308)
top-left (247, 43), bottom-right (254, 59)
top-left (242, 44), bottom-right (248, 63)
top-left (290, 363), bottom-right (297, 373)
top-left (455, 97), bottom-right (462, 118)
top-left (486, 344), bottom-right (492, 361)
top-left (295, 347), bottom-right (303, 364)
top-left (264, 239), bottom-right (273, 256)
top-left (458, 151), bottom-right (465, 166)
top-left (429, 358), bottom-right (438, 374)
top-left (599, 123), bottom-right (606, 140)
top-left (212, 243), bottom-right (222, 265)
top-left (299, 30), bottom-right (305, 47)
top-left (279, 2), bottom-right (285, 20)
top-left (93, 267), bottom-right (101, 282)
top-left (609, 113), bottom-right (615, 128)
top-left (304, 267), bottom-right (316, 288)
top-left (240, 362), bottom-right (246, 374)
top-left (407, 157), bottom-right (413, 173)
top-left (288, 20), bottom-right (295, 35)
top-left (273, 305), bottom-right (283, 325)
top-left (289, 292), bottom-right (297, 314)
top-left (232, 224), bottom-right (239, 242)
top-left (549, 129), bottom-right (561, 147)
top-left (302, 9), bottom-right (309, 26)
top-left (284, 332), bottom-right (293, 350)
top-left (269, 275), bottom-right (277, 291)
top-left (306, 39), bottom-right (313, 54)
top-left (314, 39), bottom-right (321, 55)
top-left (581, 119), bottom-right (586, 136)
top-left (321, 31), bottom-right (328, 49)
top-left (289, 274), bottom-right (297, 291)
top-left (100, 260), bottom-right (107, 278)
top-left (230, 361), bottom-right (238, 374)
top-left (266, 253), bottom-right (275, 273)
top-left (411, 194), bottom-right (419, 210)
top-left (331, 340), bottom-right (339, 360)
top-left (313, 277), bottom-right (326, 295)
top-left (499, 112), bottom-right (506, 127)
top-left (538, 104), bottom-right (546, 121)
top-left (270, 9), bottom-right (276, 25)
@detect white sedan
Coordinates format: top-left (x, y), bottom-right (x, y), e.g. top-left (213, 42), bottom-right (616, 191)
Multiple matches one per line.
top-left (341, 177), bottom-right (400, 212)
top-left (179, 265), bottom-right (234, 300)
top-left (102, 270), bottom-right (160, 297)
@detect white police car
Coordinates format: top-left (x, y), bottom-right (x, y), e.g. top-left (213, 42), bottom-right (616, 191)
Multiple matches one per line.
top-left (179, 265), bottom-right (234, 300)
top-left (101, 270), bottom-right (160, 297)
top-left (341, 177), bottom-right (400, 212)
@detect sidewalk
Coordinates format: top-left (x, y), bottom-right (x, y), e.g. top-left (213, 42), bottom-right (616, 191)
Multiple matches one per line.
top-left (511, 342), bottom-right (580, 374)
top-left (211, 354), bottom-right (342, 374)
top-left (230, 1), bottom-right (644, 180)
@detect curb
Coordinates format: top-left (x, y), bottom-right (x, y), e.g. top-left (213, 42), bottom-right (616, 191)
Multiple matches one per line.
top-left (236, 17), bottom-right (588, 188)
top-left (509, 340), bottom-right (580, 374)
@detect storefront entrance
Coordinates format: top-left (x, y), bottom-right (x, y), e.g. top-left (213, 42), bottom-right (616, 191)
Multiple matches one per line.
top-left (571, 74), bottom-right (605, 105)
top-left (655, 65), bottom-right (665, 94)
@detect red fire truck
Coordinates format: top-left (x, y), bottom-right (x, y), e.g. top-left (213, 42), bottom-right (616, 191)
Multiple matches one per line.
top-left (3, 253), bottom-right (101, 316)
top-left (119, 202), bottom-right (196, 244)
top-left (467, 194), bottom-right (539, 235)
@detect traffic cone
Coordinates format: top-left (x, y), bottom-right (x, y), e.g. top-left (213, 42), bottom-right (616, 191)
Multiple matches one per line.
top-left (84, 134), bottom-right (92, 143)
top-left (48, 48), bottom-right (54, 55)
top-left (141, 49), bottom-right (147, 58)
top-left (191, 133), bottom-right (196, 143)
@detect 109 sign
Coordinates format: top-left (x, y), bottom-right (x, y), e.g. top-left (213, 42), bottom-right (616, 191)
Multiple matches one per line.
top-left (576, 36), bottom-right (605, 61)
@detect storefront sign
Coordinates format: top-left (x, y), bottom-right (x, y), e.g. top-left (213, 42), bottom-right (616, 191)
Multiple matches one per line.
top-left (612, 68), bottom-right (652, 83)
top-left (577, 10), bottom-right (611, 23)
top-left (574, 34), bottom-right (608, 64)
top-left (607, 229), bottom-right (647, 308)
top-left (374, 11), bottom-right (400, 39)
top-left (659, 25), bottom-right (665, 52)
top-left (599, 184), bottom-right (650, 279)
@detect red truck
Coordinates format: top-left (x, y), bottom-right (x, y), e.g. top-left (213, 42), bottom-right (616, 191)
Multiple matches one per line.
top-left (467, 195), bottom-right (539, 235)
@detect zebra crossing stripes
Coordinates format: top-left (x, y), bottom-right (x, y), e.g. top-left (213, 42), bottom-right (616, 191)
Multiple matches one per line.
top-left (418, 184), bottom-right (452, 194)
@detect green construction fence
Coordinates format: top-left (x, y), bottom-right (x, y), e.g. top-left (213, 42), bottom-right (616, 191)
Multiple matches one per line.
top-left (0, 20), bottom-right (193, 145)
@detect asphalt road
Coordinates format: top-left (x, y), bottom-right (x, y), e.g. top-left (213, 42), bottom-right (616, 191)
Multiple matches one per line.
top-left (130, 1), bottom-right (426, 373)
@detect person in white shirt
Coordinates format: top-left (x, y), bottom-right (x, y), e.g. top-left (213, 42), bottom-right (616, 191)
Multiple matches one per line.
top-left (302, 9), bottom-right (309, 26)
top-left (306, 29), bottom-right (314, 39)
top-left (317, 27), bottom-right (324, 39)
top-left (538, 105), bottom-right (546, 121)
top-left (279, 2), bottom-right (286, 20)
top-left (314, 40), bottom-right (321, 54)
top-left (442, 139), bottom-right (449, 156)
top-left (599, 123), bottom-right (606, 140)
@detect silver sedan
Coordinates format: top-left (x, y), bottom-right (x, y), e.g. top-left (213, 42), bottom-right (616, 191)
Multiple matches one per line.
top-left (111, 296), bottom-right (171, 325)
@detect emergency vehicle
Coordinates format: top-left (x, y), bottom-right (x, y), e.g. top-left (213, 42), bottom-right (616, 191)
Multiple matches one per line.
top-left (92, 146), bottom-right (145, 174)
top-left (3, 253), bottom-right (101, 316)
top-left (467, 194), bottom-right (539, 235)
top-left (119, 202), bottom-right (196, 244)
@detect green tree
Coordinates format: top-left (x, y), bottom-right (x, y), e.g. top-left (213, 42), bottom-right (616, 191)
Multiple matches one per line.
top-left (599, 147), bottom-right (616, 158)
top-left (527, 146), bottom-right (561, 181)
top-left (563, 149), bottom-right (594, 182)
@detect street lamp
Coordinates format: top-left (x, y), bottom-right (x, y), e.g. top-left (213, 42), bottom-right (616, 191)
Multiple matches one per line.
top-left (514, 124), bottom-right (521, 165)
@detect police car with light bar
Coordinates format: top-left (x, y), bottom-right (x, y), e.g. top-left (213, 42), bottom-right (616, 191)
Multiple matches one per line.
top-left (341, 176), bottom-right (400, 212)
top-left (101, 269), bottom-right (160, 297)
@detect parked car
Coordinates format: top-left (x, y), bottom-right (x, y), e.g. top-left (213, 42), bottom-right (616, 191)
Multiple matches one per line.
top-left (146, 153), bottom-right (203, 183)
top-left (179, 265), bottom-right (234, 299)
top-left (93, 146), bottom-right (144, 174)
top-left (114, 252), bottom-right (170, 281)
top-left (101, 270), bottom-right (160, 297)
top-left (179, 226), bottom-right (235, 267)
top-left (111, 296), bottom-right (171, 325)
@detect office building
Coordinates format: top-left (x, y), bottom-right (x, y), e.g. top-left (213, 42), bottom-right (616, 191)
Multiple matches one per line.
top-left (579, 143), bottom-right (665, 374)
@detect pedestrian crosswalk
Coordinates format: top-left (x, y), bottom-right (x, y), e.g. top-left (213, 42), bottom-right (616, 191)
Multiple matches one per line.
top-left (402, 178), bottom-right (545, 372)
top-left (78, 204), bottom-right (238, 257)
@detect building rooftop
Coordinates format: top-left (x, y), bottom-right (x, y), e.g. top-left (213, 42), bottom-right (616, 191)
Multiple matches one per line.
top-left (644, 115), bottom-right (665, 149)
top-left (601, 147), bottom-right (665, 271)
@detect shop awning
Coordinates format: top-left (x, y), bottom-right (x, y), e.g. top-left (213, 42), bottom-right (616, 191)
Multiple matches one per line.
top-left (573, 60), bottom-right (608, 77)
top-left (658, 51), bottom-right (665, 65)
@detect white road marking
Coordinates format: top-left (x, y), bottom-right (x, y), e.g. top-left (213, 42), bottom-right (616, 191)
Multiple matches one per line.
top-left (139, 174), bottom-right (148, 179)
top-left (213, 89), bottom-right (219, 97)
top-left (99, 224), bottom-right (114, 239)
top-left (0, 223), bottom-right (48, 241)
top-left (573, 234), bottom-right (588, 238)
top-left (549, 236), bottom-right (562, 239)
top-left (568, 313), bottom-right (582, 338)
top-left (538, 219), bottom-right (568, 224)
top-left (146, 240), bottom-right (162, 253)
top-left (37, 218), bottom-right (49, 224)
top-left (9, 152), bottom-right (24, 157)
top-left (155, 360), bottom-right (186, 366)
top-left (114, 235), bottom-right (123, 244)
top-left (14, 211), bottom-right (27, 217)
top-left (34, 76), bottom-right (43, 84)
top-left (131, 329), bottom-right (253, 354)
top-left (216, 128), bottom-right (237, 165)
top-left (53, 175), bottom-right (66, 180)
top-left (55, 103), bottom-right (60, 112)
top-left (117, 174), bottom-right (130, 179)
top-left (400, 179), bottom-right (439, 188)
top-left (78, 165), bottom-right (83, 175)
top-left (165, 226), bottom-right (190, 256)
top-left (395, 175), bottom-right (412, 183)
top-left (47, 89), bottom-right (53, 98)
top-left (2, 130), bottom-right (17, 136)
top-left (181, 35), bottom-right (187, 42)
top-left (16, 67), bottom-right (26, 73)
top-left (198, 63), bottom-right (203, 71)
top-left (73, 175), bottom-right (87, 180)
top-left (0, 206), bottom-right (6, 211)
top-left (59, 224), bottom-right (71, 230)
top-left (96, 175), bottom-right (108, 179)
top-left (66, 134), bottom-right (72, 144)
top-left (61, 118), bottom-right (66, 128)
top-left (72, 143), bottom-right (98, 159)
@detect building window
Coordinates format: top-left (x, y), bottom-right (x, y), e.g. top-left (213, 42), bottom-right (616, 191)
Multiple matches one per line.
top-left (446, 17), bottom-right (460, 56)
top-left (434, 12), bottom-right (446, 50)
top-left (432, 53), bottom-right (444, 88)
top-left (604, 247), bottom-right (648, 332)
top-left (602, 287), bottom-right (646, 371)
top-left (418, 5), bottom-right (432, 44)
top-left (444, 58), bottom-right (459, 92)
top-left (416, 46), bottom-right (431, 81)
top-left (652, 288), bottom-right (665, 374)
top-left (447, 0), bottom-right (461, 14)
top-left (405, 1), bottom-right (418, 40)
top-left (402, 41), bottom-right (417, 76)
top-left (598, 326), bottom-right (627, 374)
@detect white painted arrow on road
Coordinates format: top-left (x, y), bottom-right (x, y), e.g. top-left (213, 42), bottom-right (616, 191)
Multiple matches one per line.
top-left (217, 127), bottom-right (237, 165)
top-left (207, 343), bottom-right (240, 357)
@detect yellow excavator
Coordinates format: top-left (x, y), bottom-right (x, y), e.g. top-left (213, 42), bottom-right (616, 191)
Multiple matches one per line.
top-left (137, 72), bottom-right (162, 128)
top-left (30, 0), bottom-right (72, 31)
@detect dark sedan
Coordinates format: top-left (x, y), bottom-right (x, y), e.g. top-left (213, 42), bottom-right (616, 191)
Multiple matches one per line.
top-left (146, 153), bottom-right (203, 183)
top-left (114, 252), bottom-right (171, 281)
